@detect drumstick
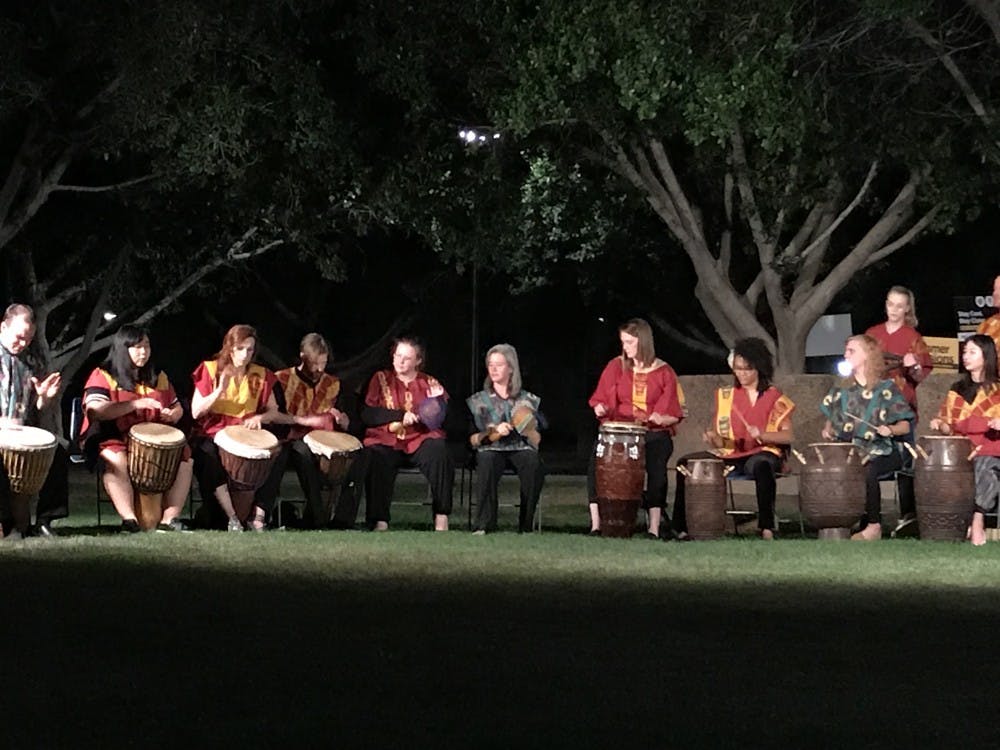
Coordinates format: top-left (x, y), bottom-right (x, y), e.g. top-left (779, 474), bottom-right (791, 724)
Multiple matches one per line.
top-left (901, 442), bottom-right (918, 460)
top-left (813, 445), bottom-right (825, 465)
top-left (791, 448), bottom-right (807, 465)
top-left (676, 465), bottom-right (693, 478)
top-left (730, 406), bottom-right (762, 444)
top-left (969, 444), bottom-right (982, 461)
top-left (843, 411), bottom-right (881, 431)
top-left (916, 444), bottom-right (930, 459)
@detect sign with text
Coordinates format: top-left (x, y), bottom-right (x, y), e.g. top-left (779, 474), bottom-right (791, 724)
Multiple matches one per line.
top-left (923, 336), bottom-right (959, 371)
top-left (955, 294), bottom-right (996, 340)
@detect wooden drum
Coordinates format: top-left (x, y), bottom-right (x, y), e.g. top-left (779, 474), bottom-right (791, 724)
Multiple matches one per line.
top-left (684, 458), bottom-right (728, 540)
top-left (798, 442), bottom-right (865, 540)
top-left (128, 422), bottom-right (186, 530)
top-left (594, 421), bottom-right (646, 538)
top-left (214, 426), bottom-right (279, 522)
top-left (913, 435), bottom-right (975, 541)
top-left (0, 425), bottom-right (57, 496)
top-left (303, 430), bottom-right (362, 524)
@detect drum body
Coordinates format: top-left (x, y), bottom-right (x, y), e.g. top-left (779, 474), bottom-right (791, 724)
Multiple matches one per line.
top-left (798, 442), bottom-right (865, 540)
top-left (303, 430), bottom-right (362, 524)
top-left (685, 458), bottom-right (727, 540)
top-left (0, 425), bottom-right (57, 496)
top-left (214, 426), bottom-right (279, 492)
top-left (128, 422), bottom-right (187, 530)
top-left (914, 435), bottom-right (975, 541)
top-left (594, 421), bottom-right (646, 538)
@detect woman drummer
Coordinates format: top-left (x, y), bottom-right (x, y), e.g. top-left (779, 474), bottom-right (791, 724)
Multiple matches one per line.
top-left (672, 338), bottom-right (794, 540)
top-left (191, 324), bottom-right (285, 531)
top-left (820, 334), bottom-right (914, 541)
top-left (81, 325), bottom-right (192, 533)
top-left (928, 334), bottom-right (1000, 546)
top-left (865, 285), bottom-right (932, 534)
top-left (587, 318), bottom-right (684, 538)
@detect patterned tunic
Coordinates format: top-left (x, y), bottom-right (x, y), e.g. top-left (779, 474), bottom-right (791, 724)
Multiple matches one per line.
top-left (712, 386), bottom-right (794, 459)
top-left (0, 342), bottom-right (34, 423)
top-left (81, 368), bottom-right (181, 451)
top-left (820, 379), bottom-right (915, 457)
top-left (935, 380), bottom-right (1000, 457)
top-left (979, 313), bottom-right (1000, 353)
top-left (362, 369), bottom-right (448, 454)
top-left (467, 389), bottom-right (541, 452)
top-left (192, 360), bottom-right (277, 438)
top-left (588, 358), bottom-right (685, 436)
top-left (274, 367), bottom-right (341, 441)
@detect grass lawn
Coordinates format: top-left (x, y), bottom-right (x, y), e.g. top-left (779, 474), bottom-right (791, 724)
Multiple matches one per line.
top-left (3, 468), bottom-right (999, 748)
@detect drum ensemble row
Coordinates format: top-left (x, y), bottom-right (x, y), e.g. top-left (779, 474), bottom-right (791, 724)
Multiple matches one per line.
top-left (595, 422), bottom-right (978, 541)
top-left (0, 422), bottom-right (361, 532)
top-left (0, 420), bottom-right (980, 538)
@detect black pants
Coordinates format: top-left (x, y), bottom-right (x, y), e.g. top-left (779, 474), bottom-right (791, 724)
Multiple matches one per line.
top-left (364, 439), bottom-right (454, 525)
top-left (865, 451), bottom-right (906, 524)
top-left (673, 451), bottom-right (782, 533)
top-left (587, 432), bottom-right (673, 510)
top-left (193, 438), bottom-right (283, 528)
top-left (257, 439), bottom-right (367, 528)
top-left (0, 443), bottom-right (69, 528)
top-left (474, 449), bottom-right (545, 533)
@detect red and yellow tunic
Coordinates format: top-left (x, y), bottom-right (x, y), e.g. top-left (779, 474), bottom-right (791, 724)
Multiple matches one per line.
top-left (363, 369), bottom-right (448, 454)
top-left (81, 368), bottom-right (181, 452)
top-left (192, 360), bottom-right (276, 438)
top-left (712, 385), bottom-right (794, 459)
top-left (935, 381), bottom-right (1000, 457)
top-left (979, 313), bottom-right (1000, 353)
top-left (864, 323), bottom-right (932, 416)
top-left (275, 367), bottom-right (341, 441)
top-left (587, 357), bottom-right (685, 436)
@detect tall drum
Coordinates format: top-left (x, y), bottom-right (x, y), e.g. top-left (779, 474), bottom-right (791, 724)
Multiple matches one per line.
top-left (0, 425), bottom-right (57, 535)
top-left (214, 426), bottom-right (279, 522)
top-left (913, 435), bottom-right (975, 541)
top-left (303, 430), bottom-right (362, 524)
top-left (684, 458), bottom-right (728, 540)
top-left (798, 442), bottom-right (865, 540)
top-left (128, 422), bottom-right (187, 530)
top-left (594, 421), bottom-right (646, 538)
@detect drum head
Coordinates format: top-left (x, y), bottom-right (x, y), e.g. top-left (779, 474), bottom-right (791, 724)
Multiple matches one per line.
top-left (0, 425), bottom-right (57, 449)
top-left (214, 425), bottom-right (279, 458)
top-left (129, 422), bottom-right (185, 446)
top-left (600, 421), bottom-right (647, 435)
top-left (303, 430), bottom-right (362, 457)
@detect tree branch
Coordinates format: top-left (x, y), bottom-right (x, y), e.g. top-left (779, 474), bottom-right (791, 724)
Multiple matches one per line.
top-left (798, 160), bottom-right (878, 260)
top-left (50, 174), bottom-right (157, 193)
top-left (863, 204), bottom-right (941, 266)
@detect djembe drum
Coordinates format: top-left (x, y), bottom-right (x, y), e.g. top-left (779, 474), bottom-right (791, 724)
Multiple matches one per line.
top-left (798, 442), bottom-right (865, 540)
top-left (683, 458), bottom-right (728, 540)
top-left (594, 421), bottom-right (646, 538)
top-left (214, 425), bottom-right (279, 523)
top-left (913, 435), bottom-right (975, 541)
top-left (0, 425), bottom-right (57, 534)
top-left (127, 422), bottom-right (187, 530)
top-left (303, 430), bottom-right (362, 524)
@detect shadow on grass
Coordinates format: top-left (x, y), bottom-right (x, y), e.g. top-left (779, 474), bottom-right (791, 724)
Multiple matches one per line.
top-left (3, 542), bottom-right (996, 750)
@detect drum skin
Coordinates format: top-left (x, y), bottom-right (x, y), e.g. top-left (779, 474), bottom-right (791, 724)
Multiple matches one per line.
top-left (0, 426), bottom-right (57, 496)
top-left (215, 426), bottom-right (279, 492)
top-left (799, 442), bottom-right (865, 539)
top-left (594, 422), bottom-right (646, 538)
top-left (304, 430), bottom-right (362, 524)
top-left (685, 458), bottom-right (727, 540)
top-left (127, 423), bottom-right (186, 494)
top-left (914, 435), bottom-right (975, 541)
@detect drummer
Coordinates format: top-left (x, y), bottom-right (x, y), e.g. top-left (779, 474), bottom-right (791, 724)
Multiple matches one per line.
top-left (0, 303), bottom-right (65, 539)
top-left (928, 334), bottom-right (1000, 546)
top-left (864, 285), bottom-right (932, 535)
top-left (467, 343), bottom-right (545, 534)
top-left (81, 324), bottom-right (192, 533)
top-left (263, 333), bottom-right (366, 529)
top-left (587, 318), bottom-right (684, 539)
top-left (977, 275), bottom-right (1000, 350)
top-left (361, 336), bottom-right (453, 531)
top-left (191, 324), bottom-right (288, 531)
top-left (672, 338), bottom-right (794, 540)
top-left (820, 334), bottom-right (915, 541)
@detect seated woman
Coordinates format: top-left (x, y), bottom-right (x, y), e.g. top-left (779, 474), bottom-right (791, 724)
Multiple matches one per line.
top-left (819, 334), bottom-right (914, 541)
top-left (191, 324), bottom-right (286, 531)
top-left (467, 343), bottom-right (544, 534)
top-left (928, 334), bottom-right (1000, 546)
top-left (81, 325), bottom-right (192, 533)
top-left (673, 338), bottom-right (794, 540)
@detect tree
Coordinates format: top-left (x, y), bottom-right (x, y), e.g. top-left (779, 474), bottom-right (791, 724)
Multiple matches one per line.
top-left (351, 0), bottom-right (996, 372)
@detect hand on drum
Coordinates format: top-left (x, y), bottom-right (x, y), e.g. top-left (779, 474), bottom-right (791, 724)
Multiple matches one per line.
top-left (0, 416), bottom-right (23, 428)
top-left (132, 397), bottom-right (163, 413)
top-left (242, 414), bottom-right (264, 430)
top-left (821, 423), bottom-right (835, 441)
top-left (402, 411), bottom-right (420, 427)
top-left (929, 418), bottom-right (951, 435)
top-left (702, 429), bottom-right (722, 448)
top-left (746, 424), bottom-right (762, 443)
top-left (330, 408), bottom-right (349, 429)
top-left (593, 403), bottom-right (608, 418)
top-left (427, 383), bottom-right (444, 399)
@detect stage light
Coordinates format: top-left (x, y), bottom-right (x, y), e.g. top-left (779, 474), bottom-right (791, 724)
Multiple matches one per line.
top-left (103, 311), bottom-right (118, 322)
top-left (836, 359), bottom-right (852, 377)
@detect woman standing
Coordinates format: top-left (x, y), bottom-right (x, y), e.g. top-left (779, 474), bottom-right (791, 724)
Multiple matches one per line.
top-left (587, 318), bottom-right (684, 538)
top-left (928, 334), bottom-right (1000, 546)
top-left (82, 325), bottom-right (192, 532)
top-left (673, 338), bottom-right (794, 540)
top-left (820, 334), bottom-right (914, 541)
top-left (191, 324), bottom-right (283, 531)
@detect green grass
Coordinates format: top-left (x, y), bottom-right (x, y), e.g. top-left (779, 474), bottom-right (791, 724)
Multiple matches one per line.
top-left (4, 469), bottom-right (1000, 748)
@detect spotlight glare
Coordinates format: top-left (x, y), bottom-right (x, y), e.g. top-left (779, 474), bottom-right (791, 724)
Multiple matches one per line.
top-left (836, 359), bottom-right (852, 377)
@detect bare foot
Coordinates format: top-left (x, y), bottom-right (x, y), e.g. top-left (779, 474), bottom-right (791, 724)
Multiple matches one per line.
top-left (373, 521), bottom-right (389, 532)
top-left (760, 529), bottom-right (775, 540)
top-left (851, 524), bottom-right (882, 541)
top-left (434, 514), bottom-right (449, 532)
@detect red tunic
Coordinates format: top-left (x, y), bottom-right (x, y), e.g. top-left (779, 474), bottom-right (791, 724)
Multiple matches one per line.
top-left (712, 385), bottom-right (795, 459)
top-left (587, 358), bottom-right (684, 436)
top-left (936, 383), bottom-right (1000, 457)
top-left (275, 367), bottom-right (341, 441)
top-left (81, 368), bottom-right (182, 453)
top-left (192, 360), bottom-right (277, 438)
top-left (979, 313), bottom-right (1000, 353)
top-left (363, 369), bottom-right (448, 454)
top-left (864, 323), bottom-right (933, 416)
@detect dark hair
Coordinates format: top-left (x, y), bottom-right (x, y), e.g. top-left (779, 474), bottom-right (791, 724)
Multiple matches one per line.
top-left (104, 324), bottom-right (155, 391)
top-left (392, 336), bottom-right (426, 369)
top-left (962, 334), bottom-right (999, 390)
top-left (731, 337), bottom-right (774, 392)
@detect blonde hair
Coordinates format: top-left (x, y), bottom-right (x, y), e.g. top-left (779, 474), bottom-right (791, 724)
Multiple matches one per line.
top-left (887, 285), bottom-right (918, 328)
top-left (845, 334), bottom-right (885, 387)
